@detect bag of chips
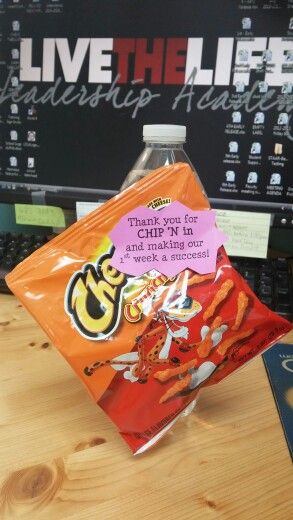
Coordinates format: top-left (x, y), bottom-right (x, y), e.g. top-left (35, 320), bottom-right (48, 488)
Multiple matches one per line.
top-left (6, 163), bottom-right (292, 454)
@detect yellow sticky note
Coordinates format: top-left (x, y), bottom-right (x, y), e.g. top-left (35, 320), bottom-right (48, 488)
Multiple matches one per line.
top-left (215, 210), bottom-right (271, 258)
top-left (15, 204), bottom-right (65, 228)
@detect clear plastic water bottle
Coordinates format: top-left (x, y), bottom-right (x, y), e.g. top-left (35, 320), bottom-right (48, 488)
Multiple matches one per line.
top-left (120, 125), bottom-right (205, 418)
top-left (120, 124), bottom-right (206, 195)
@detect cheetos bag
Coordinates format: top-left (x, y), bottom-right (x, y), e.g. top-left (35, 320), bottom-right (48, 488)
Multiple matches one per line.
top-left (6, 163), bottom-right (292, 454)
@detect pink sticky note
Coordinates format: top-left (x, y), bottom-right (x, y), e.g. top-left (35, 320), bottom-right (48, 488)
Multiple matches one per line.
top-left (109, 201), bottom-right (228, 277)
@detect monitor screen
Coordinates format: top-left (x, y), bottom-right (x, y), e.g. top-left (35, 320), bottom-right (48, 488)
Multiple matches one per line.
top-left (0, 0), bottom-right (292, 224)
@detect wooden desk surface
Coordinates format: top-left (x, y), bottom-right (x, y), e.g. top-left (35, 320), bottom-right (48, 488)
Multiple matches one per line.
top-left (0, 294), bottom-right (292, 520)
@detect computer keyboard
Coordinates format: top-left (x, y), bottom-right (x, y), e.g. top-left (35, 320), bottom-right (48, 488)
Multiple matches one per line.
top-left (0, 232), bottom-right (49, 294)
top-left (231, 257), bottom-right (293, 321)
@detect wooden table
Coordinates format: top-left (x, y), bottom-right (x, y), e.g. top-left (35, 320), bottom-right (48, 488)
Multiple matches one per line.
top-left (0, 294), bottom-right (292, 519)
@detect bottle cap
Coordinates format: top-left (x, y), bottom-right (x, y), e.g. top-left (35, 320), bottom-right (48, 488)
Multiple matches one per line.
top-left (143, 124), bottom-right (186, 143)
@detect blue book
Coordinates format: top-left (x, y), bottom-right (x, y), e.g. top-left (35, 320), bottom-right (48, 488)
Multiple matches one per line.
top-left (263, 343), bottom-right (293, 460)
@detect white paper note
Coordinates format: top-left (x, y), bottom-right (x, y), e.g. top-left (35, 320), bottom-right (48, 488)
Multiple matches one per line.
top-left (215, 209), bottom-right (271, 258)
top-left (75, 201), bottom-right (104, 220)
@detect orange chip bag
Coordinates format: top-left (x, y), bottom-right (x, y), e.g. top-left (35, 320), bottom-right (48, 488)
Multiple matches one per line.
top-left (6, 163), bottom-right (292, 454)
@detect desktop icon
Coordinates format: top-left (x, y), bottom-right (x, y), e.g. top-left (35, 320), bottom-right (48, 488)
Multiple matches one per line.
top-left (232, 111), bottom-right (242, 123)
top-left (247, 172), bottom-right (258, 184)
top-left (229, 141), bottom-right (238, 153)
top-left (225, 170), bottom-right (235, 182)
top-left (242, 17), bottom-right (251, 30)
top-left (9, 156), bottom-right (18, 167)
top-left (281, 82), bottom-right (293, 94)
top-left (11, 49), bottom-right (19, 60)
top-left (10, 103), bottom-right (18, 115)
top-left (11, 76), bottom-right (19, 87)
top-left (28, 106), bottom-right (36, 116)
top-left (238, 49), bottom-right (249, 62)
top-left (259, 82), bottom-right (268, 93)
top-left (12, 21), bottom-right (20, 32)
top-left (235, 81), bottom-right (245, 93)
top-left (10, 130), bottom-right (18, 141)
top-left (270, 173), bottom-right (281, 185)
top-left (27, 130), bottom-right (36, 142)
top-left (27, 157), bottom-right (35, 168)
top-left (262, 50), bottom-right (272, 63)
top-left (254, 112), bottom-right (265, 124)
top-left (277, 113), bottom-right (289, 125)
top-left (274, 143), bottom-right (283, 155)
top-left (285, 50), bottom-right (293, 62)
top-left (250, 142), bottom-right (261, 154)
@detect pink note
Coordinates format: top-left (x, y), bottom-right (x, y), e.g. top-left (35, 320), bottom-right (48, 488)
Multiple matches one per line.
top-left (109, 201), bottom-right (228, 277)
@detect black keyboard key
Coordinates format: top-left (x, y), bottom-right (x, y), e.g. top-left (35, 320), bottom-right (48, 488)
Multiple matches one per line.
top-left (260, 264), bottom-right (273, 275)
top-left (245, 259), bottom-right (258, 268)
top-left (7, 244), bottom-right (18, 253)
top-left (20, 246), bottom-right (30, 255)
top-left (20, 240), bottom-right (32, 248)
top-left (276, 293), bottom-right (291, 307)
top-left (9, 233), bottom-right (19, 241)
top-left (35, 235), bottom-right (47, 243)
top-left (260, 296), bottom-right (273, 307)
top-left (5, 251), bottom-right (16, 259)
top-left (277, 289), bottom-right (290, 299)
top-left (259, 273), bottom-right (273, 285)
top-left (259, 285), bottom-right (272, 297)
top-left (22, 233), bottom-right (32, 241)
top-left (276, 304), bottom-right (291, 315)
top-left (19, 247), bottom-right (32, 256)
top-left (276, 273), bottom-right (288, 285)
top-left (243, 269), bottom-right (256, 279)
top-left (275, 258), bottom-right (287, 271)
top-left (9, 238), bottom-right (18, 245)
top-left (277, 270), bottom-right (288, 279)
top-left (276, 280), bottom-right (290, 294)
top-left (2, 258), bottom-right (16, 269)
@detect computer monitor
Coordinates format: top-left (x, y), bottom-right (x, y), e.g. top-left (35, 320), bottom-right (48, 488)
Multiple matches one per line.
top-left (0, 1), bottom-right (292, 230)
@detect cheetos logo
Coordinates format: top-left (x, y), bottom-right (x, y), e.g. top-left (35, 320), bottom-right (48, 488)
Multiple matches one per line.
top-left (65, 248), bottom-right (127, 340)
